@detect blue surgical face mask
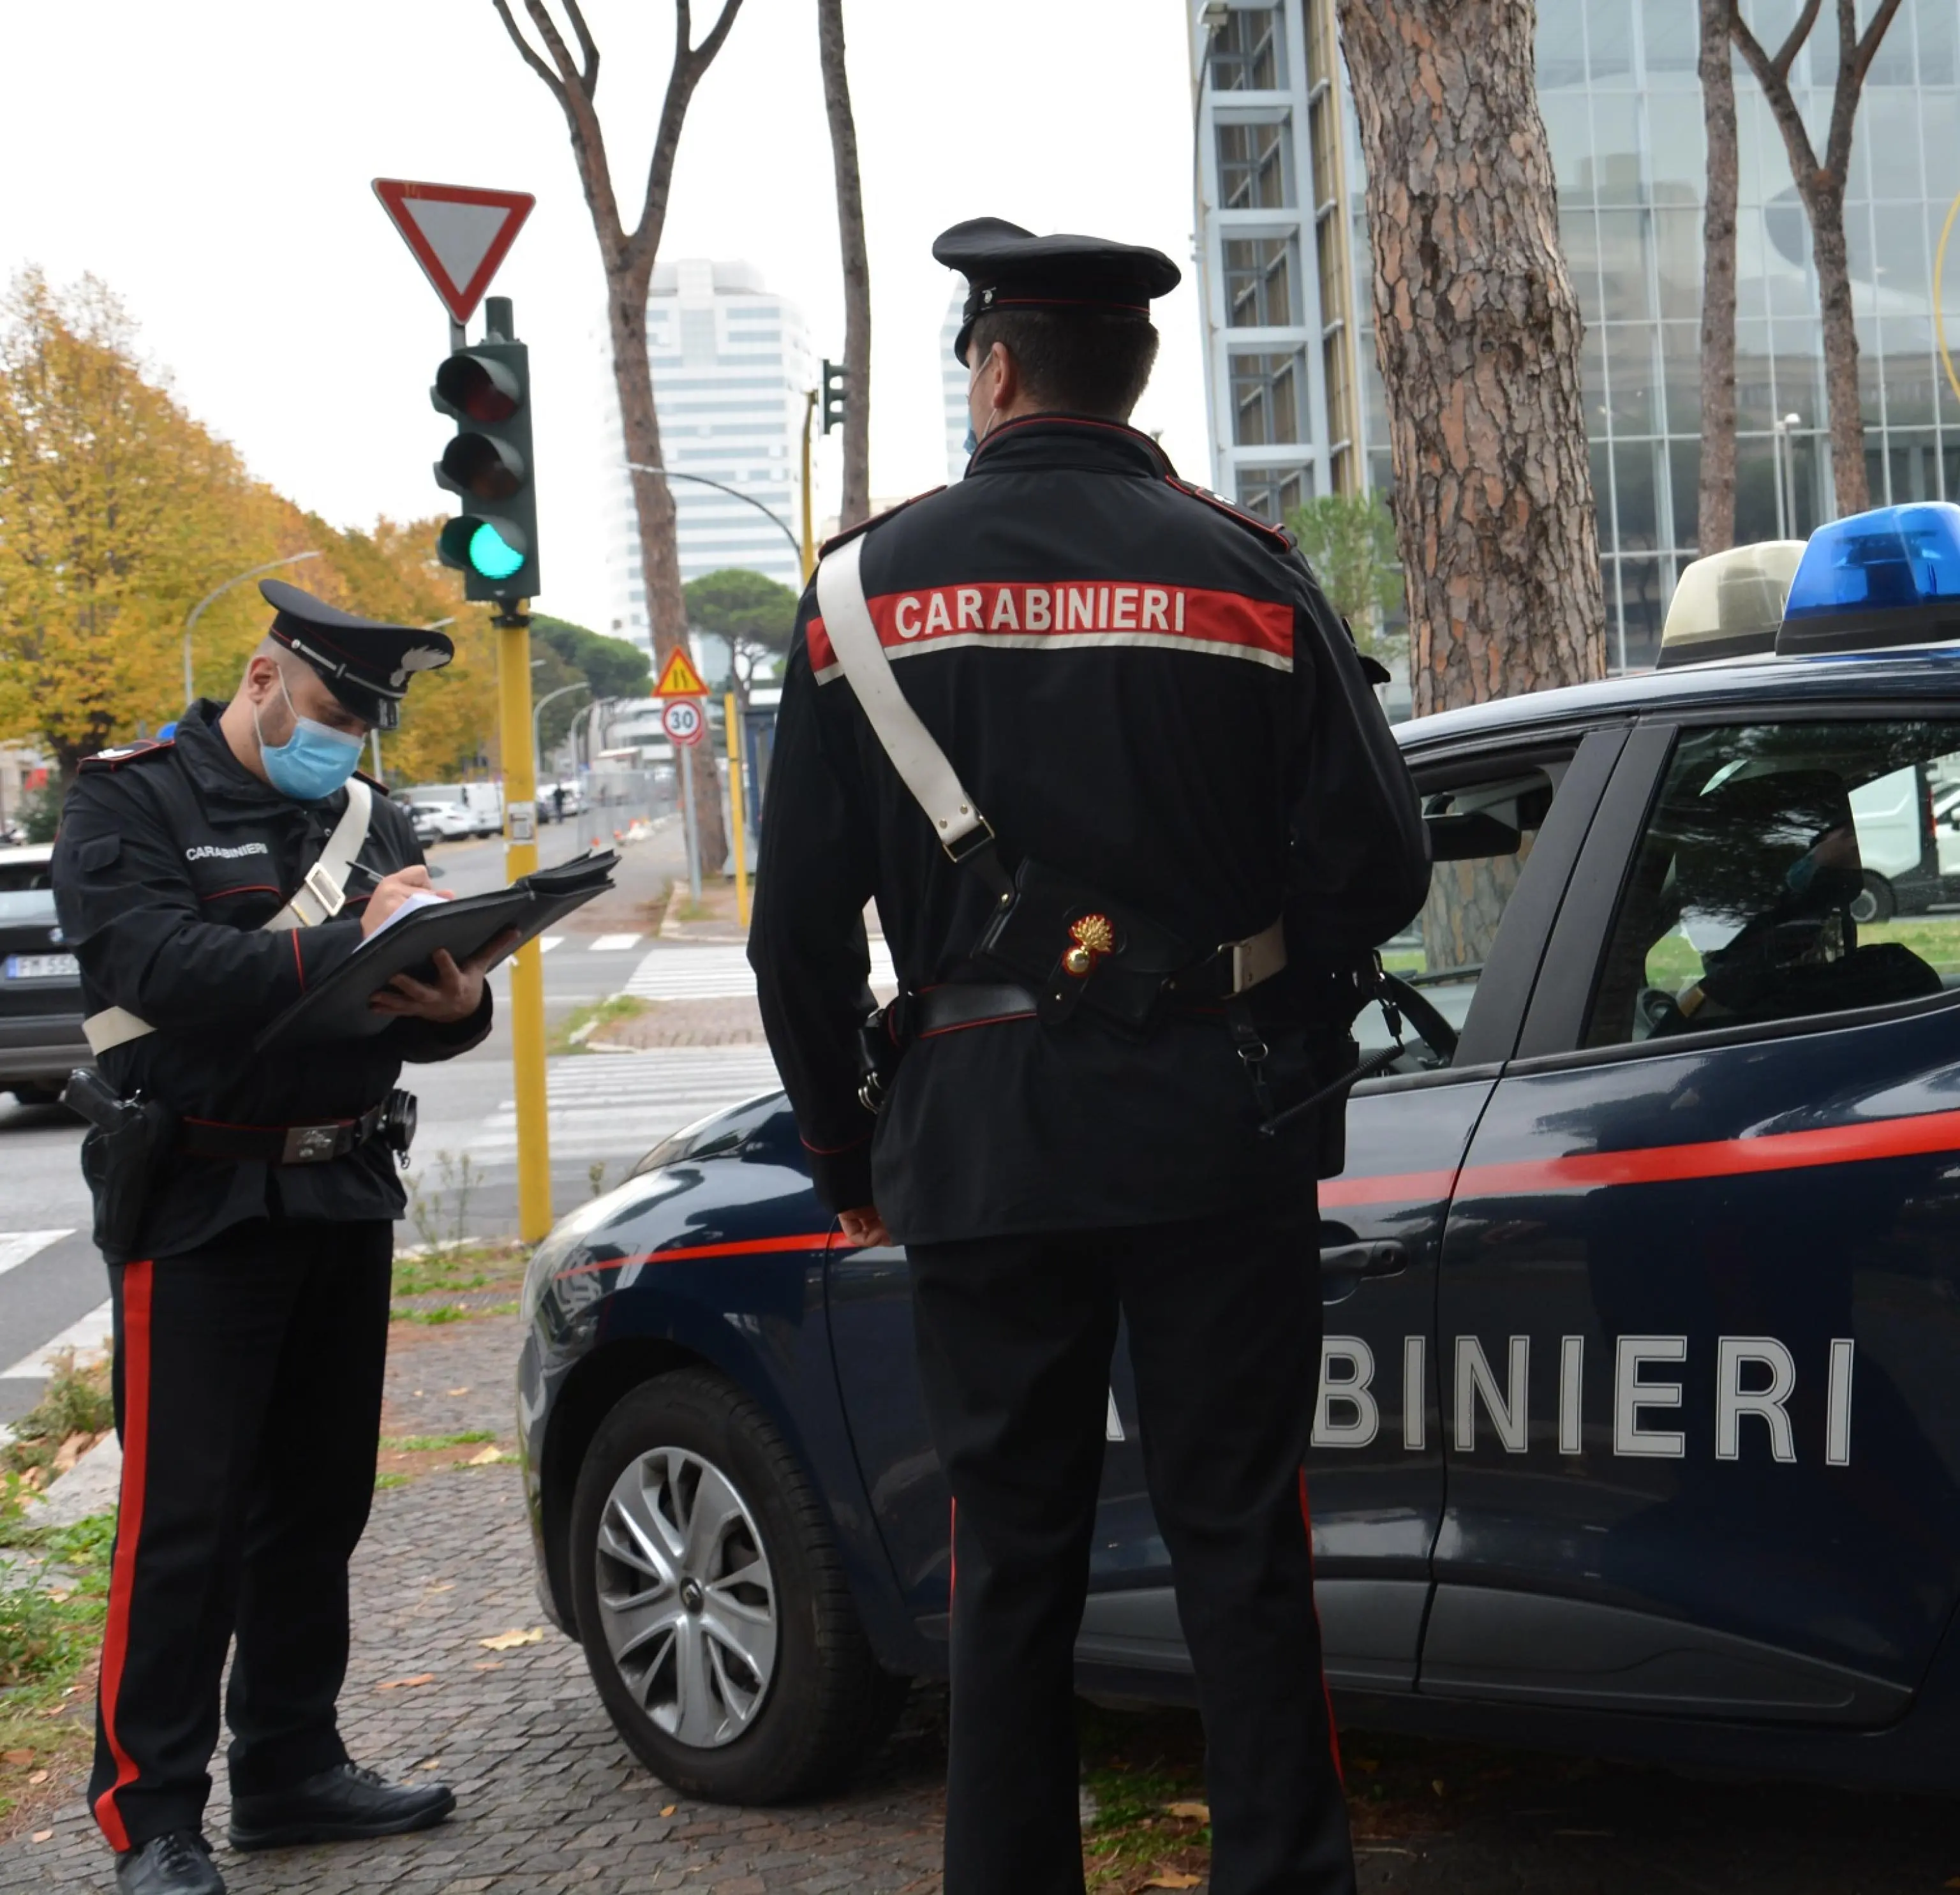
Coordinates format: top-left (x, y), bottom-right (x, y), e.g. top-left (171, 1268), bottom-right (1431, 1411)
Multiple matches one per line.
top-left (254, 667), bottom-right (364, 801)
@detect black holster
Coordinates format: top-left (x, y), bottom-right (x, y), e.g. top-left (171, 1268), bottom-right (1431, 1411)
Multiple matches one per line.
top-left (63, 1069), bottom-right (175, 1260)
top-left (973, 856), bottom-right (1198, 1035)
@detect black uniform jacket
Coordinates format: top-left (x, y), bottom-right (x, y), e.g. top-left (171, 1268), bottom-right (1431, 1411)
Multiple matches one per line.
top-left (52, 701), bottom-right (492, 1260)
top-left (748, 415), bottom-right (1428, 1245)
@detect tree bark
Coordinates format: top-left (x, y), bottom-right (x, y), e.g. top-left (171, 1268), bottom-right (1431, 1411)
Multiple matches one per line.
top-left (1729, 0), bottom-right (1903, 521)
top-left (1697, 0), bottom-right (1739, 553)
top-left (817, 0), bottom-right (872, 530)
top-left (492, 0), bottom-right (740, 868)
top-left (1334, 0), bottom-right (1605, 715)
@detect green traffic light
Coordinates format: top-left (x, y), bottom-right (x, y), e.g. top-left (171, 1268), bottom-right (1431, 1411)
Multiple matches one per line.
top-left (469, 521), bottom-right (525, 581)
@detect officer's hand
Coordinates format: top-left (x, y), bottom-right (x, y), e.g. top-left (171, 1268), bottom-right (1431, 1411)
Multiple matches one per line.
top-left (362, 866), bottom-right (449, 938)
top-left (837, 1205), bottom-right (891, 1249)
top-left (369, 930), bottom-right (519, 1024)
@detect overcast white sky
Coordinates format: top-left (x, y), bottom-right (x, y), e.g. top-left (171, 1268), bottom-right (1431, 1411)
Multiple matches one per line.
top-left (0, 1), bottom-right (1210, 637)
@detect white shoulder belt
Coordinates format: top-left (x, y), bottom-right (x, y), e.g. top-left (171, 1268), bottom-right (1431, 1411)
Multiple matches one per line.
top-left (812, 533), bottom-right (1285, 994)
top-left (83, 778), bottom-right (375, 1057)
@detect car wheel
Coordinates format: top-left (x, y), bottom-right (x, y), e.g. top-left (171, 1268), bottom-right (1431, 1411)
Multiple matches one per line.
top-left (1850, 872), bottom-right (1896, 925)
top-left (569, 1367), bottom-right (907, 1803)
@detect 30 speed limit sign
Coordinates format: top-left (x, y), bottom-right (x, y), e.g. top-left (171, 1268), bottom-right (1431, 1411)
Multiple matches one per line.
top-left (660, 698), bottom-right (705, 747)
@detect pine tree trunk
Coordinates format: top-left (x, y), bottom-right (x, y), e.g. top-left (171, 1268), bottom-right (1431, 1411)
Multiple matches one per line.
top-left (612, 267), bottom-right (728, 868)
top-left (1806, 175), bottom-right (1869, 516)
top-left (1335, 0), bottom-right (1605, 715)
top-left (818, 0), bottom-right (872, 530)
top-left (1697, 0), bottom-right (1739, 553)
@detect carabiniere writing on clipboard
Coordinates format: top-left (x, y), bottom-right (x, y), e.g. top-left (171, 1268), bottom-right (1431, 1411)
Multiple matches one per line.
top-left (48, 583), bottom-right (517, 1895)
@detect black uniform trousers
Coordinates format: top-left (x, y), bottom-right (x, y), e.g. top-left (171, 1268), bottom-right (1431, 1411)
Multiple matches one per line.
top-left (909, 1202), bottom-right (1355, 1895)
top-left (89, 1216), bottom-right (392, 1852)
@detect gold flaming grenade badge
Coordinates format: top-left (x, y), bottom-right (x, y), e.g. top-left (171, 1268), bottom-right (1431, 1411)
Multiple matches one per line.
top-left (1062, 913), bottom-right (1116, 977)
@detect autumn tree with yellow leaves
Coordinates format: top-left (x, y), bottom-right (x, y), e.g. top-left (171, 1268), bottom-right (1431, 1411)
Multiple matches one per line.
top-left (0, 270), bottom-right (497, 785)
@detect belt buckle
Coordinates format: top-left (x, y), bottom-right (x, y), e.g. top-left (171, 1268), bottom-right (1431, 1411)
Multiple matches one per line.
top-left (281, 1122), bottom-right (341, 1164)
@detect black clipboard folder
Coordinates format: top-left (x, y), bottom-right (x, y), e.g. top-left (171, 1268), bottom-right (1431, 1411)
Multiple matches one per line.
top-left (254, 849), bottom-right (620, 1052)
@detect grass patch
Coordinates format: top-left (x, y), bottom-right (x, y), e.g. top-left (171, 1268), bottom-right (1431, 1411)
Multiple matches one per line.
top-left (550, 993), bottom-right (648, 1055)
top-left (0, 1513), bottom-right (116, 1824)
top-left (373, 1473), bottom-right (410, 1491)
top-left (391, 1240), bottom-right (525, 1301)
top-left (382, 1431), bottom-right (495, 1452)
top-left (387, 1300), bottom-right (519, 1327)
top-left (1078, 1703), bottom-right (1213, 1892)
top-left (0, 1355), bottom-right (114, 1506)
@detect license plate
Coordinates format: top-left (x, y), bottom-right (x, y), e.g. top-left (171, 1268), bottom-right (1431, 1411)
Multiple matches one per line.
top-left (4, 953), bottom-right (78, 981)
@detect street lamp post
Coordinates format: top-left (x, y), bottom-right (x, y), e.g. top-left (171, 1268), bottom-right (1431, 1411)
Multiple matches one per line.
top-left (625, 464), bottom-right (803, 566)
top-left (182, 551), bottom-right (323, 709)
top-left (531, 681), bottom-right (590, 814)
top-left (1771, 412), bottom-right (1802, 540)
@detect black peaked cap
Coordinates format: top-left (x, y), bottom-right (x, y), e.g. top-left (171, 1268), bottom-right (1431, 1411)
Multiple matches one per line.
top-left (934, 216), bottom-right (1182, 364)
top-left (260, 579), bottom-right (454, 731)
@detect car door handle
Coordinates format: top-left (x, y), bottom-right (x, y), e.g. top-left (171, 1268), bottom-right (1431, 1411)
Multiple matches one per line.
top-left (1319, 1240), bottom-right (1409, 1282)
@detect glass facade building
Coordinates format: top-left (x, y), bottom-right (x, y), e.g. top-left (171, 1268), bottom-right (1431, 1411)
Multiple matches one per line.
top-left (1189, 0), bottom-right (1960, 670)
top-left (603, 258), bottom-right (812, 653)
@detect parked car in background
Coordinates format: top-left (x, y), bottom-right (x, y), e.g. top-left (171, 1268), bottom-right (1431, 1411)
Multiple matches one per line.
top-left (403, 782), bottom-right (503, 838)
top-left (0, 843), bottom-right (89, 1107)
top-left (407, 801), bottom-right (475, 847)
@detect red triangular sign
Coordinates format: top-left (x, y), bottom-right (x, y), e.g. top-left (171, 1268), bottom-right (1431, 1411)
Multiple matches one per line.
top-left (373, 178), bottom-right (535, 323)
top-left (653, 648), bottom-right (709, 697)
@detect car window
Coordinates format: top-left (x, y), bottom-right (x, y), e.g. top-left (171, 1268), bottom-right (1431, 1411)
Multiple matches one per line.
top-left (1585, 721), bottom-right (1960, 1048)
top-left (0, 859), bottom-right (55, 922)
top-left (1358, 766), bottom-right (1560, 1071)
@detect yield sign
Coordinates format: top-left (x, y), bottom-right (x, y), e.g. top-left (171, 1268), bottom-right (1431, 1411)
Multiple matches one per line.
top-left (372, 178), bottom-right (535, 324)
top-left (653, 647), bottom-right (710, 698)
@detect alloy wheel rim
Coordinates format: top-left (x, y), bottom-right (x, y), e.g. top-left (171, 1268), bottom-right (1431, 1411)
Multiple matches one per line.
top-left (594, 1445), bottom-right (778, 1748)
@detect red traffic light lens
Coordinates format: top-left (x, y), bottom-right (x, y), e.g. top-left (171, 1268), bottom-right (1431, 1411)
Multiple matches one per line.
top-left (434, 353), bottom-right (520, 424)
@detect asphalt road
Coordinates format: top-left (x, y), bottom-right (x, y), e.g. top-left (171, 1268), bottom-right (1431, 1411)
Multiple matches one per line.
top-left (0, 819), bottom-right (774, 1425)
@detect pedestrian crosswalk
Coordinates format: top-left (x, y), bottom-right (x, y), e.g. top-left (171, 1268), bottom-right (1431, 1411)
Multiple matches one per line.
top-left (534, 933), bottom-right (644, 955)
top-left (416, 1044), bottom-right (785, 1177)
top-left (622, 940), bottom-right (896, 1002)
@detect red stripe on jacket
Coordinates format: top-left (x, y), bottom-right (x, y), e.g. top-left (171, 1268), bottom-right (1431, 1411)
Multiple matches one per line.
top-left (93, 1262), bottom-right (154, 1852)
top-left (808, 580), bottom-right (1294, 673)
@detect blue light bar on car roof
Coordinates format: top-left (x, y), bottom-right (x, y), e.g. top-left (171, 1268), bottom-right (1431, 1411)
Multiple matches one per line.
top-left (1775, 500), bottom-right (1960, 657)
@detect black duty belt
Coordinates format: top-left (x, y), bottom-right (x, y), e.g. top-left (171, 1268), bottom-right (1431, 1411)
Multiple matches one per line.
top-left (912, 962), bottom-right (1264, 1038)
top-left (178, 1100), bottom-right (393, 1166)
top-left (913, 983), bottom-right (1040, 1037)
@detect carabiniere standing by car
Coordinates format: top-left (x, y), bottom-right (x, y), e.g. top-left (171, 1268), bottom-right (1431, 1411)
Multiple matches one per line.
top-left (750, 219), bottom-right (1430, 1895)
top-left (50, 584), bottom-right (512, 1895)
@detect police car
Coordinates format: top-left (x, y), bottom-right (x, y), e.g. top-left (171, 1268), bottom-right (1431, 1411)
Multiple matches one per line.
top-left (518, 501), bottom-right (1960, 1803)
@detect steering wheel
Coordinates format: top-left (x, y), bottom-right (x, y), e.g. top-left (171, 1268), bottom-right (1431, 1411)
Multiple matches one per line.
top-left (1381, 972), bottom-right (1460, 1066)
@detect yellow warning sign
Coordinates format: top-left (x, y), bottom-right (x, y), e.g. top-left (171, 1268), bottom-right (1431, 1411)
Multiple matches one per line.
top-left (653, 646), bottom-right (709, 698)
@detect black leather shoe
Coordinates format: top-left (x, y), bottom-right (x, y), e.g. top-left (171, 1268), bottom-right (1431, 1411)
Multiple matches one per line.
top-left (116, 1831), bottom-right (225, 1895)
top-left (227, 1762), bottom-right (456, 1850)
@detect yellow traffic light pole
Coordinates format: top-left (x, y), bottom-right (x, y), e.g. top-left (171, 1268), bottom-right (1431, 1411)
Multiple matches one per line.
top-left (498, 606), bottom-right (553, 1242)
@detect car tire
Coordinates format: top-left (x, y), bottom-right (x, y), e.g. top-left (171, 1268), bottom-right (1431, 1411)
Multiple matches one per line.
top-left (569, 1367), bottom-right (907, 1803)
top-left (1851, 872), bottom-right (1896, 925)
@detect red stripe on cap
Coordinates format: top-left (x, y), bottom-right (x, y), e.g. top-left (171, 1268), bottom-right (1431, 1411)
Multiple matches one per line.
top-left (810, 580), bottom-right (1292, 672)
top-left (94, 1261), bottom-right (153, 1852)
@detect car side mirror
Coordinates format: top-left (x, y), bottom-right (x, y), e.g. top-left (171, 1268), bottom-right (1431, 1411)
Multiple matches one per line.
top-left (1425, 810), bottom-right (1522, 861)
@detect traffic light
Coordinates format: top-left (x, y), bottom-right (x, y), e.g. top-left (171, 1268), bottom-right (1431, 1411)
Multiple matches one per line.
top-left (821, 357), bottom-right (847, 435)
top-left (432, 297), bottom-right (540, 604)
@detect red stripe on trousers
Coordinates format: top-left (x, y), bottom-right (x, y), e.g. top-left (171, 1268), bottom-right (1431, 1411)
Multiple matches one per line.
top-left (93, 1261), bottom-right (154, 1852)
top-left (1298, 1469), bottom-right (1343, 1788)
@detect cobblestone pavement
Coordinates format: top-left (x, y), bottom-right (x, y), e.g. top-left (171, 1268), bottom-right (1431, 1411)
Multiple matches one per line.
top-left (9, 1310), bottom-right (1960, 1892)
